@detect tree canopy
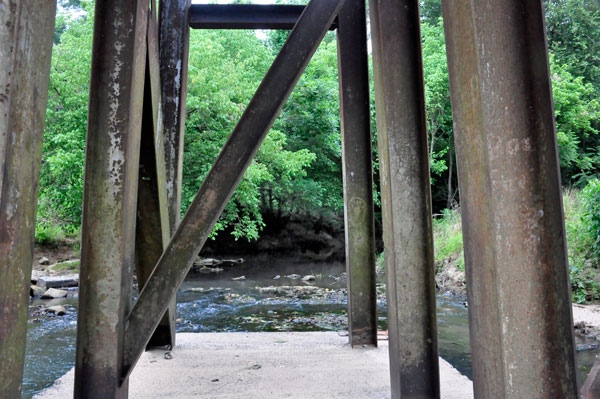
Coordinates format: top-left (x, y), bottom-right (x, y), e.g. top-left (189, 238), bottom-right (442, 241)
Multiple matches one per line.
top-left (38, 0), bottom-right (600, 242)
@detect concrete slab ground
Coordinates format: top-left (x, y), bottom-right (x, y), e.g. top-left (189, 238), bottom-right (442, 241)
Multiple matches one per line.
top-left (36, 332), bottom-right (473, 399)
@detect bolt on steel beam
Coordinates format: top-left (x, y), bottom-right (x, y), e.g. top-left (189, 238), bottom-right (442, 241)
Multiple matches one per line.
top-left (159, 0), bottom-right (191, 234)
top-left (189, 4), bottom-right (338, 30)
top-left (369, 0), bottom-right (440, 397)
top-left (442, 1), bottom-right (578, 397)
top-left (74, 0), bottom-right (148, 397)
top-left (0, 1), bottom-right (56, 397)
top-left (337, 0), bottom-right (378, 348)
top-left (135, 0), bottom-right (176, 350)
top-left (122, 0), bottom-right (347, 380)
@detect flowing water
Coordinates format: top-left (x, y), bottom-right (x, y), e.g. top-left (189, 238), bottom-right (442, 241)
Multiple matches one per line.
top-left (22, 259), bottom-right (599, 398)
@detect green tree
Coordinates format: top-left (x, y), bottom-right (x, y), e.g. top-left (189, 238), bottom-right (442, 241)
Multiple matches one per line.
top-left (183, 29), bottom-right (319, 240)
top-left (39, 2), bottom-right (94, 234)
top-left (544, 0), bottom-right (600, 97)
top-left (551, 58), bottom-right (600, 184)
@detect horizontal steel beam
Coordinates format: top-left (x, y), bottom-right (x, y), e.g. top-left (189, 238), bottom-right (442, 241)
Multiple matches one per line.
top-left (122, 0), bottom-right (346, 381)
top-left (189, 4), bottom-right (338, 30)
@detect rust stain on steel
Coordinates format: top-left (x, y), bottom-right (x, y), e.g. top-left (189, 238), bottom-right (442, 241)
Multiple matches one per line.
top-left (369, 0), bottom-right (440, 397)
top-left (442, 1), bottom-right (577, 398)
top-left (0, 1), bottom-right (56, 397)
top-left (74, 0), bottom-right (148, 398)
top-left (159, 0), bottom-right (191, 233)
top-left (337, 0), bottom-right (378, 348)
top-left (122, 0), bottom-right (347, 380)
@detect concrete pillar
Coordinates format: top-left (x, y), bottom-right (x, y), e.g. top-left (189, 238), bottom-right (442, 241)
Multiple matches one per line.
top-left (442, 0), bottom-right (578, 397)
top-left (0, 1), bottom-right (56, 397)
top-left (369, 0), bottom-right (440, 397)
top-left (337, 0), bottom-right (378, 348)
top-left (74, 1), bottom-right (148, 397)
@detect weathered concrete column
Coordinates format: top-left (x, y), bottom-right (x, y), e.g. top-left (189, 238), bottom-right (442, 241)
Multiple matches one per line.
top-left (337, 0), bottom-right (378, 348)
top-left (369, 0), bottom-right (440, 397)
top-left (159, 0), bottom-right (191, 233)
top-left (74, 1), bottom-right (148, 398)
top-left (0, 1), bottom-right (56, 397)
top-left (442, 1), bottom-right (578, 397)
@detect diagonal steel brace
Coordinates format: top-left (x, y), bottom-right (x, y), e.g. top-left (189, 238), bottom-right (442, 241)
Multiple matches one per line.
top-left (121, 0), bottom-right (347, 380)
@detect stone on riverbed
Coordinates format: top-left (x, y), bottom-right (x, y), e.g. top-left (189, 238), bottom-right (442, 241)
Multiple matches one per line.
top-left (45, 305), bottom-right (67, 316)
top-left (37, 274), bottom-right (79, 289)
top-left (30, 285), bottom-right (46, 297)
top-left (41, 288), bottom-right (68, 299)
top-left (302, 275), bottom-right (316, 282)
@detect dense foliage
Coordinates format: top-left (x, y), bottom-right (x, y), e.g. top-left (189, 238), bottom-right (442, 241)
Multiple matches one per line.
top-left (39, 1), bottom-right (599, 289)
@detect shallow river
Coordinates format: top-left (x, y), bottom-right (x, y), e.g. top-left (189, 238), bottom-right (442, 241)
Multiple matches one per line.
top-left (22, 259), bottom-right (599, 398)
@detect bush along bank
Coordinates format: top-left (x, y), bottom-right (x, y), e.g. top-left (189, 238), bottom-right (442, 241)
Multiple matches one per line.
top-left (431, 180), bottom-right (600, 303)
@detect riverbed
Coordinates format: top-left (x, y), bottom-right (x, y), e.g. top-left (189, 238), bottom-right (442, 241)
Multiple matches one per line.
top-left (22, 259), bottom-right (599, 398)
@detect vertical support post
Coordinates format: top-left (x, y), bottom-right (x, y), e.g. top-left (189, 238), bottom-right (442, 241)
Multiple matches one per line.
top-left (135, 0), bottom-right (175, 349)
top-left (159, 0), bottom-right (191, 233)
top-left (0, 2), bottom-right (56, 397)
top-left (74, 0), bottom-right (148, 397)
top-left (442, 1), bottom-right (578, 397)
top-left (369, 0), bottom-right (440, 397)
top-left (337, 0), bottom-right (378, 348)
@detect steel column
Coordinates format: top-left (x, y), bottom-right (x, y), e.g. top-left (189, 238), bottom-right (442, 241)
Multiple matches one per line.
top-left (122, 0), bottom-right (346, 379)
top-left (135, 0), bottom-right (175, 349)
top-left (442, 1), bottom-right (578, 397)
top-left (337, 0), bottom-right (378, 348)
top-left (0, 1), bottom-right (56, 397)
top-left (74, 0), bottom-right (148, 397)
top-left (369, 0), bottom-right (440, 397)
top-left (159, 0), bottom-right (191, 234)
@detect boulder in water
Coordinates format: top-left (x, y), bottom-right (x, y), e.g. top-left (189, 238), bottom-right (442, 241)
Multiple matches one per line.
top-left (41, 288), bottom-right (68, 299)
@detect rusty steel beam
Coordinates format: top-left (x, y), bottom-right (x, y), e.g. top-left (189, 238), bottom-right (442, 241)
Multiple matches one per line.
top-left (122, 0), bottom-right (346, 380)
top-left (135, 1), bottom-right (176, 349)
top-left (369, 0), bottom-right (440, 397)
top-left (582, 354), bottom-right (600, 398)
top-left (442, 1), bottom-right (578, 397)
top-left (189, 4), bottom-right (338, 30)
top-left (159, 0), bottom-right (191, 234)
top-left (337, 0), bottom-right (378, 348)
top-left (74, 0), bottom-right (148, 397)
top-left (0, 1), bottom-right (56, 397)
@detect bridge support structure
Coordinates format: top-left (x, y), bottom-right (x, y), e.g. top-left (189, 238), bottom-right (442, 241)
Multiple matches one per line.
top-left (0, 0), bottom-right (589, 398)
